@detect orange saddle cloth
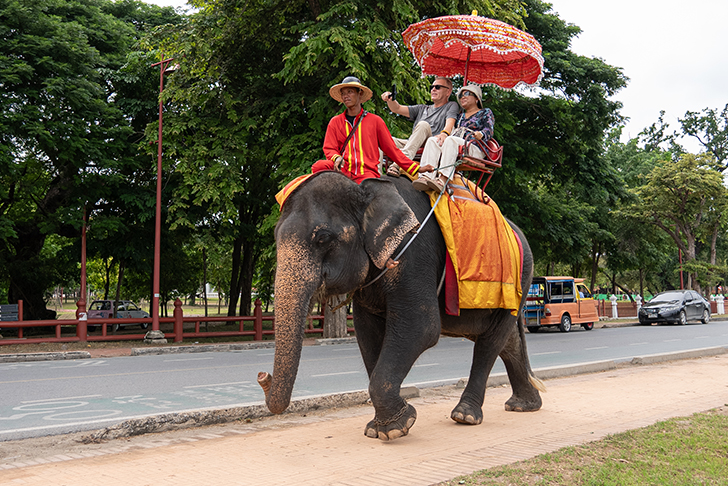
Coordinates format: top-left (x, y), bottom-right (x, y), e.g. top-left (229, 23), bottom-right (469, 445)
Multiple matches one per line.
top-left (428, 175), bottom-right (523, 316)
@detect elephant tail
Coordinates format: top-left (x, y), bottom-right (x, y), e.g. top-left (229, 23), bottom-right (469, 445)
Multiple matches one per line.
top-left (529, 373), bottom-right (547, 393)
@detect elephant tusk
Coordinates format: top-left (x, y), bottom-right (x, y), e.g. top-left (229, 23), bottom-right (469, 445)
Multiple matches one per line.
top-left (257, 371), bottom-right (272, 396)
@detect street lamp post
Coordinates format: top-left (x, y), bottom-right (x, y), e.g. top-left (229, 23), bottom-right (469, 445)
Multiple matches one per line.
top-left (75, 209), bottom-right (88, 341)
top-left (148, 56), bottom-right (175, 340)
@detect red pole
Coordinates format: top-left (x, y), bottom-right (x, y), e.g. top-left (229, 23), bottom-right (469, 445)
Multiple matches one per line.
top-left (150, 57), bottom-right (174, 333)
top-left (254, 299), bottom-right (263, 341)
top-left (173, 298), bottom-right (183, 343)
top-left (76, 209), bottom-right (88, 341)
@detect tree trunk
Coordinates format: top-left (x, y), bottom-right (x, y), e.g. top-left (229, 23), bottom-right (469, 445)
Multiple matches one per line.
top-left (7, 229), bottom-right (56, 320)
top-left (114, 260), bottom-right (125, 319)
top-left (590, 242), bottom-right (601, 293)
top-left (323, 295), bottom-right (348, 338)
top-left (202, 248), bottom-right (208, 318)
top-left (103, 257), bottom-right (111, 300)
top-left (238, 240), bottom-right (255, 316)
top-left (639, 268), bottom-right (644, 299)
top-left (228, 236), bottom-right (243, 316)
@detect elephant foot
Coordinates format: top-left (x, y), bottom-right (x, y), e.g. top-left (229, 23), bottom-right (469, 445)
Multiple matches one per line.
top-left (450, 401), bottom-right (483, 425)
top-left (364, 403), bottom-right (417, 441)
top-left (504, 393), bottom-right (542, 412)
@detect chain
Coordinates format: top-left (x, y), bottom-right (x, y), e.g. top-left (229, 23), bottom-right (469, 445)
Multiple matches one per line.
top-left (373, 403), bottom-right (410, 427)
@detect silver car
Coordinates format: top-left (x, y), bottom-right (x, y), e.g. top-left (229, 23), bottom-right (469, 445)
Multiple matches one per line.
top-left (87, 300), bottom-right (151, 332)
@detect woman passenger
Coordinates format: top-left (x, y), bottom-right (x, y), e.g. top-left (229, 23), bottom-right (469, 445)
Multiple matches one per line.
top-left (412, 84), bottom-right (494, 193)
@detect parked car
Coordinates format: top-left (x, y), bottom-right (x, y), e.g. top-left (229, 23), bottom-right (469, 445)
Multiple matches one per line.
top-left (87, 300), bottom-right (150, 332)
top-left (524, 277), bottom-right (599, 332)
top-left (638, 290), bottom-right (710, 326)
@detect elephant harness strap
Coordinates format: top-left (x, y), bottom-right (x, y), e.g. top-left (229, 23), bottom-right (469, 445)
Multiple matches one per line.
top-left (328, 187), bottom-right (449, 312)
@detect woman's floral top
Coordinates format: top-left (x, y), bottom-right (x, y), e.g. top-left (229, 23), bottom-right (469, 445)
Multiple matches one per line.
top-left (456, 108), bottom-right (494, 151)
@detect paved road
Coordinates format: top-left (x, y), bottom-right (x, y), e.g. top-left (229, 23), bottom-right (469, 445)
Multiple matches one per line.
top-left (1, 320), bottom-right (727, 440)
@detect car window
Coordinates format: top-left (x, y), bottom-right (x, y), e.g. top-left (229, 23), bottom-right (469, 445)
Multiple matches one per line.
top-left (90, 301), bottom-right (104, 310)
top-left (562, 281), bottom-right (575, 302)
top-left (577, 284), bottom-right (591, 298)
top-left (650, 291), bottom-right (684, 303)
top-left (549, 282), bottom-right (563, 302)
top-left (126, 303), bottom-right (139, 311)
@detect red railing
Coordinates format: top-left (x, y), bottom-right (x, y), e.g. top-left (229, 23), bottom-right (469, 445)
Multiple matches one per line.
top-left (0, 299), bottom-right (354, 346)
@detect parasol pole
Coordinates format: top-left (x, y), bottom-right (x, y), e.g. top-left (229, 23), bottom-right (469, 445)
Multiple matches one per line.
top-left (463, 10), bottom-right (477, 85)
top-left (464, 47), bottom-right (472, 85)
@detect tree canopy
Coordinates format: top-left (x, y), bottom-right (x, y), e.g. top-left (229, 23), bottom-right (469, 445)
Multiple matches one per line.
top-left (2, 0), bottom-right (727, 320)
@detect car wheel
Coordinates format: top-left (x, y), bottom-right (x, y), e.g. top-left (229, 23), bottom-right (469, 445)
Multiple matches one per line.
top-left (559, 314), bottom-right (572, 333)
top-left (701, 309), bottom-right (710, 324)
top-left (140, 323), bottom-right (150, 330)
top-left (112, 322), bottom-right (120, 333)
top-left (678, 310), bottom-right (687, 326)
top-left (527, 326), bottom-right (540, 333)
top-left (581, 322), bottom-right (594, 331)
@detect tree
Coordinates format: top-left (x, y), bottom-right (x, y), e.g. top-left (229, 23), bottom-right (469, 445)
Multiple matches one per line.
top-left (628, 153), bottom-right (728, 292)
top-left (478, 0), bottom-right (628, 282)
top-left (0, 0), bottom-right (182, 319)
top-left (679, 104), bottom-right (728, 169)
top-left (1, 0), bottom-right (132, 318)
top-left (154, 0), bottom-right (529, 316)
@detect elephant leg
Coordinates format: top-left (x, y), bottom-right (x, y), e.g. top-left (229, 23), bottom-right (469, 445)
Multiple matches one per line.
top-left (363, 306), bottom-right (440, 441)
top-left (451, 321), bottom-right (513, 425)
top-left (351, 302), bottom-right (386, 377)
top-left (500, 320), bottom-right (543, 412)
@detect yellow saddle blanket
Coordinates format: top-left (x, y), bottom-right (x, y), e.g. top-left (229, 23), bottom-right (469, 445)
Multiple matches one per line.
top-left (428, 175), bottom-right (523, 315)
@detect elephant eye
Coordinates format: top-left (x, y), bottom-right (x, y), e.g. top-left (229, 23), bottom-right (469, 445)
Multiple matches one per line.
top-left (314, 230), bottom-right (336, 246)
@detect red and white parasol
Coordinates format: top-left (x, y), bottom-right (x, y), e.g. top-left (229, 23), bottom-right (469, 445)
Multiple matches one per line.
top-left (402, 13), bottom-right (544, 89)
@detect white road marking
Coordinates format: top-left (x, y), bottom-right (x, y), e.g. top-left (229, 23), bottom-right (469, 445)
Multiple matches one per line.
top-left (184, 381), bottom-right (251, 389)
top-left (532, 351), bottom-right (561, 356)
top-left (629, 342), bottom-right (649, 346)
top-left (21, 395), bottom-right (102, 404)
top-left (311, 371), bottom-right (361, 377)
top-left (414, 363), bottom-right (439, 368)
top-left (585, 346), bottom-right (608, 350)
top-left (163, 357), bottom-right (215, 362)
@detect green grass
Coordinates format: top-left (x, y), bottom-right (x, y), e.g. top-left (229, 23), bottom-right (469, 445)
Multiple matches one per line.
top-left (441, 408), bottom-right (728, 486)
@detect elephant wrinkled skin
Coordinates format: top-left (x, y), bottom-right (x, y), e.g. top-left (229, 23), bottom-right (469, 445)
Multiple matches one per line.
top-left (259, 172), bottom-right (543, 441)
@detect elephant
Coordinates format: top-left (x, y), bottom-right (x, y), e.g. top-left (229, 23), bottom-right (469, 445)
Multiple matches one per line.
top-left (258, 171), bottom-right (544, 441)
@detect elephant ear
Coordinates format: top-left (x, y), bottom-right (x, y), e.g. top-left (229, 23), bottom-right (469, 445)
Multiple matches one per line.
top-left (360, 179), bottom-right (420, 269)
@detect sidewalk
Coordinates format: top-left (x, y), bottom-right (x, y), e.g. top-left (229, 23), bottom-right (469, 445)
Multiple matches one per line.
top-left (1, 353), bottom-right (726, 486)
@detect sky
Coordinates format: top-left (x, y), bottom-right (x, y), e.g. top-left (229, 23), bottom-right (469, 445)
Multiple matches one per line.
top-left (147, 0), bottom-right (727, 152)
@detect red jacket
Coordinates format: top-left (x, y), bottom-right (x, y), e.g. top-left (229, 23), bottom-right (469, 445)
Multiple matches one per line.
top-left (317, 109), bottom-right (419, 183)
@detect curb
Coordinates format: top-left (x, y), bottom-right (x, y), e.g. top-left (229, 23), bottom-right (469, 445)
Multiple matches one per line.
top-left (80, 344), bottom-right (728, 442)
top-left (0, 351), bottom-right (91, 363)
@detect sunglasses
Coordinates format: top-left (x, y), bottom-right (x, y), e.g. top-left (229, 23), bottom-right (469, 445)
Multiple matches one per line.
top-left (458, 91), bottom-right (474, 98)
top-left (431, 84), bottom-right (449, 91)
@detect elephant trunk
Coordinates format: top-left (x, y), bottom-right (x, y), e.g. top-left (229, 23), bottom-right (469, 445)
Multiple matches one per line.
top-left (258, 239), bottom-right (319, 414)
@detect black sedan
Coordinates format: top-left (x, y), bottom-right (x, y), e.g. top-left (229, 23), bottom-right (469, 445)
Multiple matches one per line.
top-left (638, 290), bottom-right (711, 326)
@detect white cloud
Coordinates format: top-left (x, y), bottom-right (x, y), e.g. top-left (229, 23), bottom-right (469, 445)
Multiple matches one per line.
top-left (548, 0), bottom-right (728, 151)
